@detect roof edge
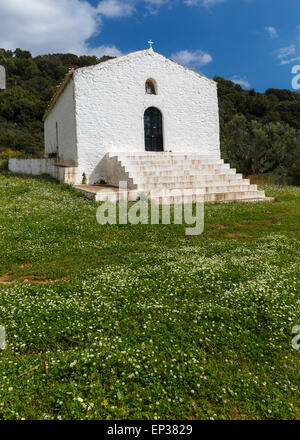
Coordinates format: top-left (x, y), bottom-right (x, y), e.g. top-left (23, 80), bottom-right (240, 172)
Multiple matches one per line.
top-left (75, 48), bottom-right (216, 85)
top-left (43, 70), bottom-right (74, 121)
top-left (43, 48), bottom-right (216, 121)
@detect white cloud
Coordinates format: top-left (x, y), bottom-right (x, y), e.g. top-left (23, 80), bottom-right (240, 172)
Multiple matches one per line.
top-left (278, 56), bottom-right (300, 66)
top-left (88, 45), bottom-right (122, 58)
top-left (265, 26), bottom-right (278, 39)
top-left (275, 45), bottom-right (297, 65)
top-left (145, 0), bottom-right (170, 5)
top-left (97, 0), bottom-right (135, 18)
top-left (144, 0), bottom-right (172, 14)
top-left (0, 0), bottom-right (123, 57)
top-left (0, 0), bottom-right (229, 58)
top-left (276, 45), bottom-right (296, 59)
top-left (87, 45), bottom-right (123, 57)
top-left (202, 0), bottom-right (226, 4)
top-left (144, 0), bottom-right (226, 14)
top-left (184, 0), bottom-right (226, 6)
top-left (230, 75), bottom-right (250, 89)
top-left (171, 49), bottom-right (213, 68)
top-left (274, 26), bottom-right (300, 65)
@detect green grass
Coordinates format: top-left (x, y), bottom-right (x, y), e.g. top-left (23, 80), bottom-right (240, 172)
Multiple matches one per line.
top-left (0, 171), bottom-right (299, 420)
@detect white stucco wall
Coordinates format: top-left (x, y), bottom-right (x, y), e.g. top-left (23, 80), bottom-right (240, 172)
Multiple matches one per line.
top-left (9, 158), bottom-right (55, 175)
top-left (8, 158), bottom-right (82, 184)
top-left (73, 49), bottom-right (220, 183)
top-left (44, 78), bottom-right (77, 166)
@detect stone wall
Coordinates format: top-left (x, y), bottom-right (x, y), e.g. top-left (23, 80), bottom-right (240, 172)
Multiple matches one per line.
top-left (9, 158), bottom-right (55, 175)
top-left (8, 158), bottom-right (81, 184)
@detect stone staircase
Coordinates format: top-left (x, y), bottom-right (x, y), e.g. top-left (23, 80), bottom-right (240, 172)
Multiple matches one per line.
top-left (99, 152), bottom-right (266, 203)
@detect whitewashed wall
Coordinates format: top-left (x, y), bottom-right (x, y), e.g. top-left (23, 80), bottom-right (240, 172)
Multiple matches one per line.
top-left (9, 158), bottom-right (55, 175)
top-left (44, 78), bottom-right (77, 166)
top-left (8, 158), bottom-right (81, 184)
top-left (74, 49), bottom-right (220, 183)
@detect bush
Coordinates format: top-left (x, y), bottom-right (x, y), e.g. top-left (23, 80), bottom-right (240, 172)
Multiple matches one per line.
top-left (0, 159), bottom-right (8, 171)
top-left (221, 114), bottom-right (300, 184)
top-left (0, 148), bottom-right (23, 159)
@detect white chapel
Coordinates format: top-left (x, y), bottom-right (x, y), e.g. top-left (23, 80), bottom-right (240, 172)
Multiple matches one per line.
top-left (9, 46), bottom-right (266, 203)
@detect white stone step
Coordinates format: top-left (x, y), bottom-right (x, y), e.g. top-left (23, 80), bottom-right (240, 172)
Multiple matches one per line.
top-left (150, 195), bottom-right (205, 204)
top-left (135, 173), bottom-right (244, 185)
top-left (204, 190), bottom-right (266, 202)
top-left (204, 184), bottom-right (258, 193)
top-left (120, 159), bottom-right (225, 167)
top-left (141, 188), bottom-right (204, 197)
top-left (84, 185), bottom-right (266, 204)
top-left (138, 178), bottom-right (250, 190)
top-left (143, 182), bottom-right (248, 190)
top-left (149, 190), bottom-right (265, 204)
top-left (144, 188), bottom-right (205, 204)
top-left (110, 152), bottom-right (221, 160)
top-left (124, 165), bottom-right (231, 175)
top-left (128, 169), bottom-right (238, 181)
top-left (95, 189), bottom-right (140, 202)
top-left (100, 152), bottom-right (268, 204)
top-left (140, 183), bottom-right (256, 193)
top-left (126, 164), bottom-right (231, 175)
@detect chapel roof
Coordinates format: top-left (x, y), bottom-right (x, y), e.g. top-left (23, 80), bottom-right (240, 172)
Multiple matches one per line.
top-left (43, 48), bottom-right (214, 121)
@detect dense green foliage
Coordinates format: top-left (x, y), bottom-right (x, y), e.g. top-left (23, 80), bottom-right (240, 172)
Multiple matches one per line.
top-left (0, 173), bottom-right (299, 419)
top-left (0, 49), bottom-right (111, 157)
top-left (0, 49), bottom-right (299, 183)
top-left (215, 77), bottom-right (300, 185)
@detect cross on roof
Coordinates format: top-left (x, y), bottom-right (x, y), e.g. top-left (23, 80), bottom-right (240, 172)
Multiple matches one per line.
top-left (148, 40), bottom-right (154, 49)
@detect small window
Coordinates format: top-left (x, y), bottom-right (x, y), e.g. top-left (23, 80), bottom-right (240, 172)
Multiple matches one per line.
top-left (145, 79), bottom-right (157, 95)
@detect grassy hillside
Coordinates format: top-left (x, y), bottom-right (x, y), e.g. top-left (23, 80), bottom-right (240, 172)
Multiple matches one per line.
top-left (0, 172), bottom-right (299, 420)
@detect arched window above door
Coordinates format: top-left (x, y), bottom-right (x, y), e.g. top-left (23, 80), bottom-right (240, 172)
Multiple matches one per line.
top-left (145, 79), bottom-right (157, 95)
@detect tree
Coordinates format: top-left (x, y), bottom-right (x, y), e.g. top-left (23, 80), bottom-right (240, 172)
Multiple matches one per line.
top-left (221, 115), bottom-right (300, 179)
top-left (221, 114), bottom-right (252, 175)
top-left (0, 87), bottom-right (43, 124)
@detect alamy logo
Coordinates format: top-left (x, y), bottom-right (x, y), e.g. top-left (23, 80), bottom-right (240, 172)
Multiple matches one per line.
top-left (0, 326), bottom-right (6, 350)
top-left (96, 182), bottom-right (205, 236)
top-left (292, 325), bottom-right (300, 350)
top-left (291, 65), bottom-right (300, 90)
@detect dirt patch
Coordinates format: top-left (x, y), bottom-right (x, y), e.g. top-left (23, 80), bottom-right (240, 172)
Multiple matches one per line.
top-left (212, 224), bottom-right (228, 230)
top-left (19, 263), bottom-right (32, 269)
top-left (230, 408), bottom-right (249, 420)
top-left (224, 232), bottom-right (246, 239)
top-left (0, 274), bottom-right (14, 285)
top-left (290, 231), bottom-right (300, 242)
top-left (0, 273), bottom-right (64, 285)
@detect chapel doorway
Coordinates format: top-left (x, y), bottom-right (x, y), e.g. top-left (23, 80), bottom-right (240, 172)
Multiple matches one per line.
top-left (144, 107), bottom-right (163, 151)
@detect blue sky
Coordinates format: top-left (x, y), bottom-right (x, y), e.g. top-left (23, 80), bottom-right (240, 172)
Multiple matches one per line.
top-left (0, 0), bottom-right (299, 91)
